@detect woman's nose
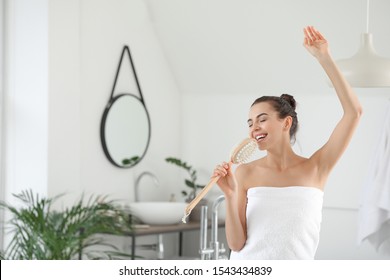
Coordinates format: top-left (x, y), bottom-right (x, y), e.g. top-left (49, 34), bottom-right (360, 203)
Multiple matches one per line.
top-left (250, 123), bottom-right (260, 133)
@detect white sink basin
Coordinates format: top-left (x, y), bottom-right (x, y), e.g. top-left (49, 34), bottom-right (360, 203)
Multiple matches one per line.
top-left (128, 202), bottom-right (187, 225)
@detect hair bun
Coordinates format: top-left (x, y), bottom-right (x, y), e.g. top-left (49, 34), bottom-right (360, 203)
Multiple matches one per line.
top-left (280, 94), bottom-right (296, 110)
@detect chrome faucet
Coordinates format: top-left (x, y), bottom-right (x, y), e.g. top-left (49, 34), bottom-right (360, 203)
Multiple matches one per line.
top-left (134, 171), bottom-right (160, 202)
top-left (133, 171), bottom-right (163, 259)
top-left (199, 195), bottom-right (227, 260)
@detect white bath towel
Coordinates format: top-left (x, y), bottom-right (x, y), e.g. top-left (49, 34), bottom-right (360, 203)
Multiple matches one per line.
top-left (230, 186), bottom-right (323, 260)
top-left (358, 102), bottom-right (390, 253)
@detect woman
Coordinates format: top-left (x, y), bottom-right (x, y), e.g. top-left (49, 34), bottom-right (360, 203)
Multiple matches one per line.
top-left (213, 26), bottom-right (363, 260)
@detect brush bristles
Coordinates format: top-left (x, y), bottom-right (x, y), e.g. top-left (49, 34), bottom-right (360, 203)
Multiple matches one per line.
top-left (181, 138), bottom-right (256, 222)
top-left (231, 138), bottom-right (257, 164)
top-left (182, 211), bottom-right (190, 223)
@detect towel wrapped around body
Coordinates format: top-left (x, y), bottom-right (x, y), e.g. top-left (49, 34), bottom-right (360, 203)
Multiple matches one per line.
top-left (230, 186), bottom-right (323, 260)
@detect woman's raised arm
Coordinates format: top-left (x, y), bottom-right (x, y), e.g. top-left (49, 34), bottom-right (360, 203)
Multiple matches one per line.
top-left (304, 26), bottom-right (363, 178)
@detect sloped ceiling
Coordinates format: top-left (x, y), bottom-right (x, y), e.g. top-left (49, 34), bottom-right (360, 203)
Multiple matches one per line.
top-left (145, 0), bottom-right (390, 95)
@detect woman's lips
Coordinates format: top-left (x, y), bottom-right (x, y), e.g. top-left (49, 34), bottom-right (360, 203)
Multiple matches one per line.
top-left (255, 134), bottom-right (267, 142)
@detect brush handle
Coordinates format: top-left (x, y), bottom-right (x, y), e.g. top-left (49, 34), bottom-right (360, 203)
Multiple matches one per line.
top-left (183, 175), bottom-right (220, 219)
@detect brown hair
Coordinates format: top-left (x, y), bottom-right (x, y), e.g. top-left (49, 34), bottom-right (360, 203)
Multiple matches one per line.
top-left (251, 94), bottom-right (298, 143)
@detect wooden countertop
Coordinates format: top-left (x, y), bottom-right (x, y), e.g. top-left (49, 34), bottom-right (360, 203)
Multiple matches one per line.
top-left (129, 220), bottom-right (225, 236)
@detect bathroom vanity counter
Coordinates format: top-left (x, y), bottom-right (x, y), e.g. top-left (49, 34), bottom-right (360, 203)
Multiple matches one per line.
top-left (132, 220), bottom-right (224, 236)
top-left (127, 221), bottom-right (225, 259)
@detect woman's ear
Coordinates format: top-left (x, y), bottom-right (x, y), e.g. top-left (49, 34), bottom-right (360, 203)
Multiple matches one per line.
top-left (283, 116), bottom-right (293, 131)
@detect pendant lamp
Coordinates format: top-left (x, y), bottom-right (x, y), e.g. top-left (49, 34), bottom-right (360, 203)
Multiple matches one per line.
top-left (332, 0), bottom-right (390, 87)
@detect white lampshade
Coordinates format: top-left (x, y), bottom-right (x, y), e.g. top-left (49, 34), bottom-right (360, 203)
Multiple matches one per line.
top-left (329, 0), bottom-right (390, 88)
top-left (331, 33), bottom-right (390, 87)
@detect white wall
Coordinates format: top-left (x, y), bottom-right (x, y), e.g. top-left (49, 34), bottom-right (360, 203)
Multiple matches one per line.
top-left (3, 0), bottom-right (184, 204)
top-left (147, 0), bottom-right (390, 94)
top-left (47, 0), bottom-right (182, 206)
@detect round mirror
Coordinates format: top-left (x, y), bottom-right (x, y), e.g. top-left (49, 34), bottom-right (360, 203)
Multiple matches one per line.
top-left (101, 94), bottom-right (151, 168)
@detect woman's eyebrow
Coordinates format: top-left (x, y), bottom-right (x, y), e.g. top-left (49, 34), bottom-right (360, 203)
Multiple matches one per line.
top-left (247, 113), bottom-right (268, 124)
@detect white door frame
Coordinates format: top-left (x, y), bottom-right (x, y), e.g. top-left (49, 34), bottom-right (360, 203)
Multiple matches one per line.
top-left (0, 0), bottom-right (5, 252)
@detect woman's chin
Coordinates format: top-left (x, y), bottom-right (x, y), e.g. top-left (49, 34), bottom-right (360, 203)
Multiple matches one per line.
top-left (257, 143), bottom-right (267, 151)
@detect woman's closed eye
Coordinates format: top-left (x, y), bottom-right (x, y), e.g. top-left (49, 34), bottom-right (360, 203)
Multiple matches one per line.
top-left (248, 118), bottom-right (267, 127)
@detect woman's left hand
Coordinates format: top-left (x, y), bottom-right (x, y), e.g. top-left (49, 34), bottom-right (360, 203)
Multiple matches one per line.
top-left (303, 26), bottom-right (329, 58)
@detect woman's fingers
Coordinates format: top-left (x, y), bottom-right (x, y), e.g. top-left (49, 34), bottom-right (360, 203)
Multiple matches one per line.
top-left (213, 162), bottom-right (230, 177)
top-left (303, 28), bottom-right (313, 46)
top-left (309, 26), bottom-right (318, 40)
top-left (304, 26), bottom-right (325, 42)
top-left (313, 28), bottom-right (325, 40)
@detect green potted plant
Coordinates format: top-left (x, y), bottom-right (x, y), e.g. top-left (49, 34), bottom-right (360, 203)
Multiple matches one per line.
top-left (165, 157), bottom-right (207, 221)
top-left (0, 189), bottom-right (134, 260)
top-left (165, 157), bottom-right (206, 202)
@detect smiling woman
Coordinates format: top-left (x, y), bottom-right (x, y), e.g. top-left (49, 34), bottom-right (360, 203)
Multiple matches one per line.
top-left (211, 26), bottom-right (363, 260)
top-left (248, 94), bottom-right (298, 145)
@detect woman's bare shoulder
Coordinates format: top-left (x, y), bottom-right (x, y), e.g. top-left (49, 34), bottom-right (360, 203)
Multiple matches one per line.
top-left (234, 158), bottom-right (267, 187)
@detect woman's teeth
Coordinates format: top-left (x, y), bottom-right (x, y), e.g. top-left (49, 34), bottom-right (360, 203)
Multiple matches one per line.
top-left (255, 134), bottom-right (267, 141)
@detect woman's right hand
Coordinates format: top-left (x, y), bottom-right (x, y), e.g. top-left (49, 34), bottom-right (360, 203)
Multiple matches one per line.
top-left (303, 26), bottom-right (329, 59)
top-left (212, 161), bottom-right (238, 196)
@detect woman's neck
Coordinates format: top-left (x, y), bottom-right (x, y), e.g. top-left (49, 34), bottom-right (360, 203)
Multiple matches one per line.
top-left (266, 144), bottom-right (298, 171)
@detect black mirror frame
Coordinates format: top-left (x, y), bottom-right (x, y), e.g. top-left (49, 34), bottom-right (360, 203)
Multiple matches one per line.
top-left (100, 45), bottom-right (151, 168)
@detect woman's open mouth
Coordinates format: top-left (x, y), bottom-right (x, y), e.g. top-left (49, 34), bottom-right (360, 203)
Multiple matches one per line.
top-left (255, 134), bottom-right (267, 142)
